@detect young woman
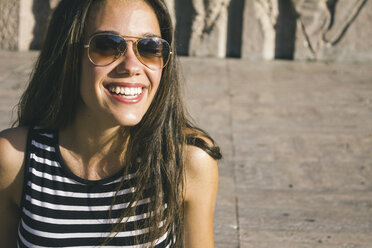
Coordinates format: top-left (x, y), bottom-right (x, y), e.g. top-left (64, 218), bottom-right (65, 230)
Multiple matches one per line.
top-left (0, 0), bottom-right (221, 247)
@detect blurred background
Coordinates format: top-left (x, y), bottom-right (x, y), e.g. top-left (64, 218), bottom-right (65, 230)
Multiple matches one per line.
top-left (1, 0), bottom-right (372, 247)
top-left (1, 0), bottom-right (372, 61)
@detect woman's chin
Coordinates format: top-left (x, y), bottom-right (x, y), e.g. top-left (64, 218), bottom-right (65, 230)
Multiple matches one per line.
top-left (114, 113), bottom-right (144, 127)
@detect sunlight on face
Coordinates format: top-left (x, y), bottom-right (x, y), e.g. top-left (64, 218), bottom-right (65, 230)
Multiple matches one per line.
top-left (79, 0), bottom-right (163, 128)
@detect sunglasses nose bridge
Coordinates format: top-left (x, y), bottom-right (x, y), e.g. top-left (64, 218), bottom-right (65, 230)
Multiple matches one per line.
top-left (125, 38), bottom-right (139, 53)
top-left (119, 39), bottom-right (142, 62)
top-left (114, 39), bottom-right (145, 69)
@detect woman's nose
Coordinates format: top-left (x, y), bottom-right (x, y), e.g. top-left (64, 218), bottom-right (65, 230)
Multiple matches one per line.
top-left (114, 41), bottom-right (142, 75)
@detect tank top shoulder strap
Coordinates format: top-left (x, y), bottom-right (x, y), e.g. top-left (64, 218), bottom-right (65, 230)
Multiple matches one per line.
top-left (23, 126), bottom-right (59, 177)
top-left (26, 126), bottom-right (58, 153)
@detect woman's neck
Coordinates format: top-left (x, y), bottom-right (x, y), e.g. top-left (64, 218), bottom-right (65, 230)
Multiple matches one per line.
top-left (59, 115), bottom-right (129, 180)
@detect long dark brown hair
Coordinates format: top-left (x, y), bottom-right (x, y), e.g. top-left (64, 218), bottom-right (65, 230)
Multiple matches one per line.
top-left (16, 0), bottom-right (222, 246)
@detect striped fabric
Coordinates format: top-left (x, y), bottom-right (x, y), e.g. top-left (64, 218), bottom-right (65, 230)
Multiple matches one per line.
top-left (17, 127), bottom-right (173, 247)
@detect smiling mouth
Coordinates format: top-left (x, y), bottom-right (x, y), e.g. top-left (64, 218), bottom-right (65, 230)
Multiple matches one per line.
top-left (107, 85), bottom-right (144, 99)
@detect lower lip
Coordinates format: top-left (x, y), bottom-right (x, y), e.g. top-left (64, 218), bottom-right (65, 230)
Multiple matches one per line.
top-left (106, 88), bottom-right (146, 104)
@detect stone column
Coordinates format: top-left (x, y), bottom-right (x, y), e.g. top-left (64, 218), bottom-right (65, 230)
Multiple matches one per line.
top-left (50, 0), bottom-right (60, 9)
top-left (18, 0), bottom-right (36, 51)
top-left (164, 0), bottom-right (176, 28)
top-left (241, 0), bottom-right (278, 60)
top-left (188, 0), bottom-right (231, 58)
top-left (0, 0), bottom-right (20, 50)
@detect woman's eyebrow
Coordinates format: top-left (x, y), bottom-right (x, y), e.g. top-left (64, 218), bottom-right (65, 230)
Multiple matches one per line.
top-left (88, 30), bottom-right (119, 37)
top-left (88, 30), bottom-right (161, 38)
top-left (141, 32), bottom-right (161, 38)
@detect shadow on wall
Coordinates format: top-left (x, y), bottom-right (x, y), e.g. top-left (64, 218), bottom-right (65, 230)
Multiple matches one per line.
top-left (275, 0), bottom-right (297, 60)
top-left (175, 0), bottom-right (193, 56)
top-left (227, 0), bottom-right (245, 58)
top-left (30, 0), bottom-right (52, 50)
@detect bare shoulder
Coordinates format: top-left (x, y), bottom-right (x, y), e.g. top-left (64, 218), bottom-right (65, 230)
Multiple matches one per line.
top-left (0, 126), bottom-right (27, 248)
top-left (185, 138), bottom-right (218, 178)
top-left (0, 126), bottom-right (28, 191)
top-left (184, 136), bottom-right (218, 202)
top-left (183, 137), bottom-right (219, 247)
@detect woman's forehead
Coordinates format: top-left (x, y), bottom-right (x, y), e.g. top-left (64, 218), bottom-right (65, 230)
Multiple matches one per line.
top-left (86, 0), bottom-right (160, 37)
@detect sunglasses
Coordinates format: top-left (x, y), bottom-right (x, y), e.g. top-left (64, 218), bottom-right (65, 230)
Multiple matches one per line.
top-left (84, 33), bottom-right (172, 70)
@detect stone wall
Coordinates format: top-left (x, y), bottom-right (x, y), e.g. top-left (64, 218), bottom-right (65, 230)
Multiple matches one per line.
top-left (1, 0), bottom-right (371, 61)
top-left (239, 0), bottom-right (372, 61)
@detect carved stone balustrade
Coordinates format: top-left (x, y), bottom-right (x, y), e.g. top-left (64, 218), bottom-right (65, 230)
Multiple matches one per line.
top-left (1, 0), bottom-right (371, 61)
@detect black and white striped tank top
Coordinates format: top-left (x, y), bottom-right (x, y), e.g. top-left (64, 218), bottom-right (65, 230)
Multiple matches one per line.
top-left (17, 127), bottom-right (173, 247)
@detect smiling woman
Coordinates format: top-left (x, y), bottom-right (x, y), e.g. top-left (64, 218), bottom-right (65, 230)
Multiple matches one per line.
top-left (79, 0), bottom-right (164, 128)
top-left (0, 0), bottom-right (221, 247)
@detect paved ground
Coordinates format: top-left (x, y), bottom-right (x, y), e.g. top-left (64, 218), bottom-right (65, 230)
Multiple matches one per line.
top-left (1, 50), bottom-right (372, 247)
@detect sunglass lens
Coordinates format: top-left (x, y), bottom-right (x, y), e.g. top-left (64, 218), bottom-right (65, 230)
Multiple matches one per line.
top-left (137, 38), bottom-right (170, 69)
top-left (89, 35), bottom-right (125, 66)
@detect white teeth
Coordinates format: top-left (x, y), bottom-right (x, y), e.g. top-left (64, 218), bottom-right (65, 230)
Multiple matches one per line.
top-left (125, 87), bottom-right (130, 95)
top-left (108, 86), bottom-right (143, 97)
